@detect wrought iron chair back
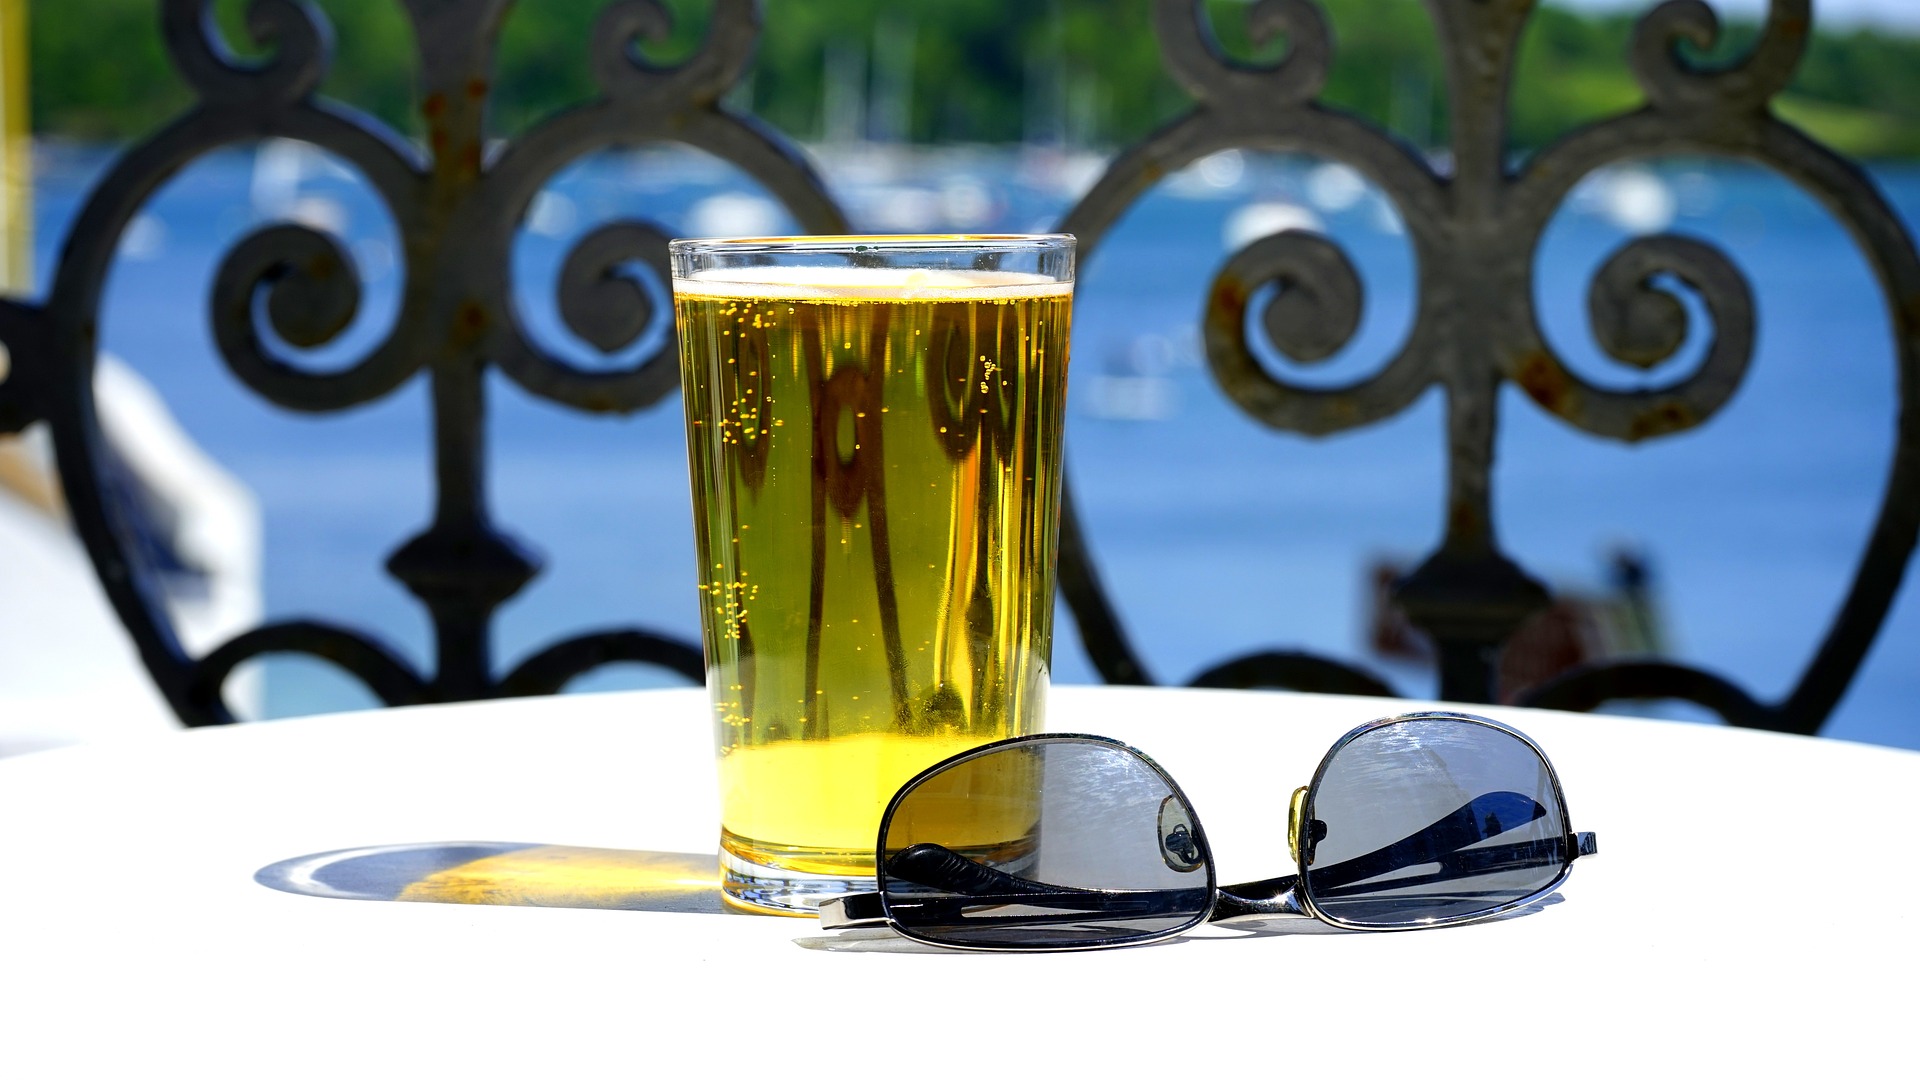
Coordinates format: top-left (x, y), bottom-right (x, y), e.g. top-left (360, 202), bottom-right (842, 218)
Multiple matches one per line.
top-left (0, 0), bottom-right (1911, 737)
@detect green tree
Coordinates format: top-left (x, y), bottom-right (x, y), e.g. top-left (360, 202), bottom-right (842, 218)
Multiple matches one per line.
top-left (25, 0), bottom-right (1920, 159)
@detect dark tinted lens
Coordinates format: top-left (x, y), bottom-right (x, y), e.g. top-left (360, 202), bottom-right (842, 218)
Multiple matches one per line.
top-left (1303, 716), bottom-right (1571, 929)
top-left (878, 738), bottom-right (1214, 949)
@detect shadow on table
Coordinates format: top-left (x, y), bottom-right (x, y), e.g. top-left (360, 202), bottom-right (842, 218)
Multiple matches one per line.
top-left (257, 842), bottom-right (1566, 946)
top-left (794, 892), bottom-right (1565, 953)
top-left (256, 842), bottom-right (733, 915)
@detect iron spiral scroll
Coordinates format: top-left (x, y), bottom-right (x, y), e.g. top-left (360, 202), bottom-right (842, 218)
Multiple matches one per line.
top-left (0, 0), bottom-right (850, 725)
top-left (1054, 0), bottom-right (1919, 735)
top-left (0, 0), bottom-right (1911, 738)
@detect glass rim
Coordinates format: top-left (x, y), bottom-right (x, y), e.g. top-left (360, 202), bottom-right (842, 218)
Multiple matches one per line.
top-left (667, 233), bottom-right (1075, 256)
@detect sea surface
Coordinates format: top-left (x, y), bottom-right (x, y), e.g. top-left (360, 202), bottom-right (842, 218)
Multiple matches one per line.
top-left (25, 139), bottom-right (1920, 750)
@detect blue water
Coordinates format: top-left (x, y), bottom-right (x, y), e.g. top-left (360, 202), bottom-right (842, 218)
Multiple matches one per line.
top-left (26, 141), bottom-right (1920, 749)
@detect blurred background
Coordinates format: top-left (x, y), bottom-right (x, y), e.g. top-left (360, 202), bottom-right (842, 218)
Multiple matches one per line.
top-left (3, 0), bottom-right (1917, 749)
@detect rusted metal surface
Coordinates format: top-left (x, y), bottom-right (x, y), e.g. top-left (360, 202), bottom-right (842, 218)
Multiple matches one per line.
top-left (1, 0), bottom-right (1912, 737)
top-left (1054, 0), bottom-right (1918, 734)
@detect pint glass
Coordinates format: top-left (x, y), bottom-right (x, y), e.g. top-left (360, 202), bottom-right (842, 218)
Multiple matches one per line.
top-left (670, 235), bottom-right (1074, 913)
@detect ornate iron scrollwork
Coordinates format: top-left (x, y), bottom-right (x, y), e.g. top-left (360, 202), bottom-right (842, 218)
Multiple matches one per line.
top-left (1053, 0), bottom-right (1918, 735)
top-left (1, 0), bottom-right (847, 725)
top-left (3, 0), bottom-right (1912, 739)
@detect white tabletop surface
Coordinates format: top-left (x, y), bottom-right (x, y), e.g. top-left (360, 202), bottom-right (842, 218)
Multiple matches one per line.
top-left (1, 685), bottom-right (1913, 1076)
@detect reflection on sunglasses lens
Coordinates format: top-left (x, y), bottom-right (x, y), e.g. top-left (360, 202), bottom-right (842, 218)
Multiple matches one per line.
top-left (1303, 717), bottom-right (1572, 928)
top-left (878, 739), bottom-right (1214, 949)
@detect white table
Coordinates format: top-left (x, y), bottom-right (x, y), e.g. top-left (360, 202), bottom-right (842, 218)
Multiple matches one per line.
top-left (1, 686), bottom-right (1912, 1076)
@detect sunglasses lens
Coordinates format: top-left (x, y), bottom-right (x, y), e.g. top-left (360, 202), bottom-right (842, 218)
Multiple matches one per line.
top-left (878, 739), bottom-right (1214, 949)
top-left (1303, 716), bottom-right (1572, 928)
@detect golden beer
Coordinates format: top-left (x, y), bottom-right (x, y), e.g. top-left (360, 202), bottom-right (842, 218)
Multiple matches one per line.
top-left (673, 243), bottom-right (1073, 914)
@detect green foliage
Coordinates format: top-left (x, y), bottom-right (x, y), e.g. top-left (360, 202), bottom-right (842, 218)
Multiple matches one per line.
top-left (1509, 7), bottom-right (1643, 150)
top-left (23, 0), bottom-right (1920, 159)
top-left (30, 0), bottom-right (185, 138)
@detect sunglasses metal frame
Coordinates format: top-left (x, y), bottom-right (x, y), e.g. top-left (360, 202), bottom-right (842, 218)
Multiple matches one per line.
top-left (819, 711), bottom-right (1598, 951)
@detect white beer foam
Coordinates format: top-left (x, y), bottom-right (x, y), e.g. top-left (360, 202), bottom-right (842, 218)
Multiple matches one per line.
top-left (674, 265), bottom-right (1072, 300)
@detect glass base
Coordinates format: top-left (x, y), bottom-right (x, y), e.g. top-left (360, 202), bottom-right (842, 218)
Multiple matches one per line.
top-left (718, 849), bottom-right (874, 916)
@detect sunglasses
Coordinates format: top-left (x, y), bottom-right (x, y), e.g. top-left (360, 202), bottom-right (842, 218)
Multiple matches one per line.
top-left (819, 711), bottom-right (1597, 951)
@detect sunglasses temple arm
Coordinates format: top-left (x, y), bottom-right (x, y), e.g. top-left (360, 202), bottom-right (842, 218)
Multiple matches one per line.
top-left (821, 843), bottom-right (1063, 929)
top-left (1207, 816), bottom-right (1600, 925)
top-left (1207, 793), bottom-right (1546, 922)
top-left (818, 892), bottom-right (887, 929)
top-left (1301, 791), bottom-right (1555, 893)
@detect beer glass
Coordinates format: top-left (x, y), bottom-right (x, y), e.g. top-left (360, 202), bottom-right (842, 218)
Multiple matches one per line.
top-left (669, 235), bottom-right (1074, 914)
